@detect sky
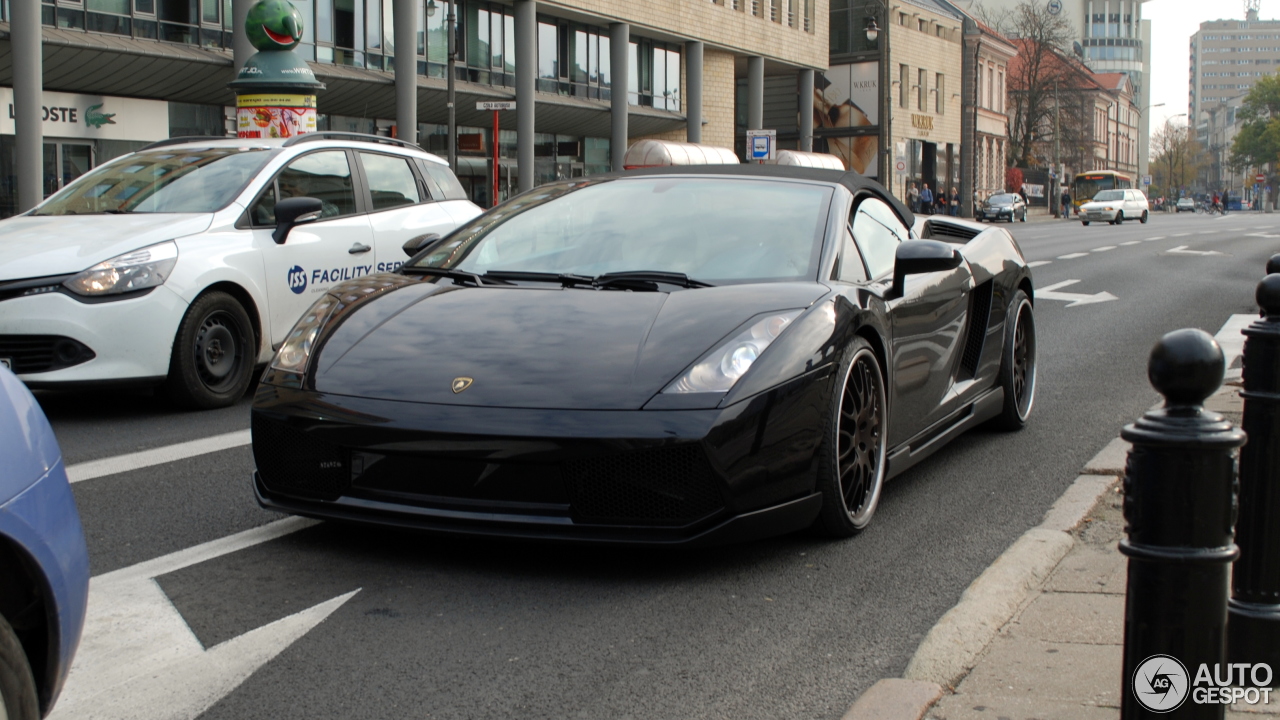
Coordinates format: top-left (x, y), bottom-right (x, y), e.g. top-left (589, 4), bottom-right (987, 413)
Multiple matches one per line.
top-left (1144, 0), bottom-right (1260, 130)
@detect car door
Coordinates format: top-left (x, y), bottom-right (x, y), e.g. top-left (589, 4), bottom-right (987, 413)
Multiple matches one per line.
top-left (847, 197), bottom-right (974, 447)
top-left (356, 151), bottom-right (456, 273)
top-left (249, 149), bottom-right (376, 345)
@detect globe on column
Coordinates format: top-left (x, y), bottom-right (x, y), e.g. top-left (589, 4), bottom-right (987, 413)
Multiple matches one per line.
top-left (245, 0), bottom-right (304, 52)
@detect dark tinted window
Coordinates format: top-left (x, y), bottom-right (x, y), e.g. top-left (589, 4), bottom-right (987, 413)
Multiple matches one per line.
top-left (278, 151), bottom-right (358, 218)
top-left (360, 152), bottom-right (421, 211)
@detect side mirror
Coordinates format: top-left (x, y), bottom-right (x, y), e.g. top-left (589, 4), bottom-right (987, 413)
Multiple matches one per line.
top-left (272, 197), bottom-right (324, 245)
top-left (402, 233), bottom-right (443, 257)
top-left (891, 239), bottom-right (963, 298)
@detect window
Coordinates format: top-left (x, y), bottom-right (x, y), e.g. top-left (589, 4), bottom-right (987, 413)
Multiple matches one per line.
top-left (917, 68), bottom-right (926, 110)
top-left (851, 198), bottom-right (908, 280)
top-left (900, 64), bottom-right (909, 108)
top-left (418, 160), bottom-right (468, 200)
top-left (835, 225), bottom-right (868, 282)
top-left (273, 151), bottom-right (357, 219)
top-left (935, 73), bottom-right (944, 114)
top-left (360, 153), bottom-right (421, 211)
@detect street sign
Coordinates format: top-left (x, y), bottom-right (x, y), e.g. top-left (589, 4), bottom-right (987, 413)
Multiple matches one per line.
top-left (745, 129), bottom-right (776, 161)
top-left (476, 101), bottom-right (516, 111)
top-left (895, 159), bottom-right (906, 173)
top-left (1142, 174), bottom-right (1152, 186)
top-left (1257, 173), bottom-right (1267, 183)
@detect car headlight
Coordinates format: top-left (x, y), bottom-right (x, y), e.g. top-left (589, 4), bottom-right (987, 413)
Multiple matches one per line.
top-left (270, 294), bottom-right (339, 374)
top-left (1102, 206), bottom-right (1114, 211)
top-left (63, 240), bottom-right (178, 296)
top-left (663, 310), bottom-right (803, 394)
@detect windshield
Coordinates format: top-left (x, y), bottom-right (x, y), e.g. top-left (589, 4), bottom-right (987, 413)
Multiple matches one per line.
top-left (988, 194), bottom-right (1017, 205)
top-left (33, 147), bottom-right (277, 215)
top-left (413, 176), bottom-right (834, 284)
top-left (1093, 190), bottom-right (1125, 202)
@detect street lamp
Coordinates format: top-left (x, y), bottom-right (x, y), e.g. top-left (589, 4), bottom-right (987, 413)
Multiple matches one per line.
top-left (864, 4), bottom-right (892, 190)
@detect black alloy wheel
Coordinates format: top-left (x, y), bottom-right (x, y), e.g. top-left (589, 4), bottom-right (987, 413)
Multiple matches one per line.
top-left (994, 290), bottom-right (1037, 431)
top-left (813, 339), bottom-right (888, 537)
top-left (165, 291), bottom-right (256, 409)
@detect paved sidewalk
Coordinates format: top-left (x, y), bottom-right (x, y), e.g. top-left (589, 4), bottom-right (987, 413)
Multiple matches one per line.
top-left (843, 374), bottom-right (1280, 720)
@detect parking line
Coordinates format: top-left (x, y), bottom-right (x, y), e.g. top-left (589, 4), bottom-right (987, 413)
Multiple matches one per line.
top-left (1120, 241), bottom-right (1142, 246)
top-left (1091, 246), bottom-right (1116, 252)
top-left (66, 429), bottom-right (252, 484)
top-left (1027, 260), bottom-right (1052, 268)
top-left (1057, 252), bottom-right (1089, 259)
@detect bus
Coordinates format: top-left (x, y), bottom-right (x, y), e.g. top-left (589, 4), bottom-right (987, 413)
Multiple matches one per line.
top-left (1071, 170), bottom-right (1133, 211)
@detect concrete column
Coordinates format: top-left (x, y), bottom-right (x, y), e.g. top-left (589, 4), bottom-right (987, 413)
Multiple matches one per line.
top-left (516, 0), bottom-right (536, 192)
top-left (232, 0), bottom-right (255, 74)
top-left (394, 0), bottom-right (418, 144)
top-left (747, 56), bottom-right (764, 130)
top-left (684, 41), bottom-right (703, 144)
top-left (798, 69), bottom-right (814, 152)
top-left (610, 22), bottom-right (630, 171)
top-left (13, 0), bottom-right (42, 212)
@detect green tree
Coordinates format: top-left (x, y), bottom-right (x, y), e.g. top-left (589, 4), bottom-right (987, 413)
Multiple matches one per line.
top-left (1231, 74), bottom-right (1280, 169)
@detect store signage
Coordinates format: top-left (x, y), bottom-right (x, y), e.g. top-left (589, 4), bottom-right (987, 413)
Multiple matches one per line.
top-left (0, 87), bottom-right (170, 142)
top-left (476, 101), bottom-right (516, 111)
top-left (911, 114), bottom-right (934, 131)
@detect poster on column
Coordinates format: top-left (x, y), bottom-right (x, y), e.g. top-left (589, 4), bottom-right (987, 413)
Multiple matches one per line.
top-left (812, 62), bottom-right (879, 177)
top-left (236, 94), bottom-right (317, 139)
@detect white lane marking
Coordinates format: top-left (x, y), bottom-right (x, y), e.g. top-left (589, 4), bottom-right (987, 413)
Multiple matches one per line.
top-left (1198, 230), bottom-right (1219, 235)
top-left (1172, 233), bottom-right (1191, 237)
top-left (1146, 236), bottom-right (1165, 241)
top-left (1057, 252), bottom-right (1089, 259)
top-left (49, 517), bottom-right (353, 720)
top-left (1027, 260), bottom-right (1052, 268)
top-left (1215, 314), bottom-right (1255, 370)
top-left (1091, 246), bottom-right (1117, 252)
top-left (1037, 279), bottom-right (1118, 307)
top-left (1246, 232), bottom-right (1280, 238)
top-left (1120, 240), bottom-right (1143, 246)
top-left (67, 429), bottom-right (252, 483)
top-left (1168, 245), bottom-right (1224, 256)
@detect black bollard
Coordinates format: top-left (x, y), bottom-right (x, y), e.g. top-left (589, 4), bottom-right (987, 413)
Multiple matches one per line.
top-left (1268, 255), bottom-right (1280, 276)
top-left (1120, 329), bottom-right (1246, 719)
top-left (1228, 274), bottom-right (1280, 683)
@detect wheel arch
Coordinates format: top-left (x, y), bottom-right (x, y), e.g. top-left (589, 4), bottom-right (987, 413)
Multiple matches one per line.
top-left (854, 324), bottom-right (888, 383)
top-left (194, 281), bottom-right (265, 358)
top-left (1018, 277), bottom-right (1034, 305)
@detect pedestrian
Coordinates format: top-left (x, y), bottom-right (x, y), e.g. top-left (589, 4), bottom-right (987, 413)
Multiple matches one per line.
top-left (920, 183), bottom-right (934, 215)
top-left (949, 187), bottom-right (960, 216)
top-left (1061, 188), bottom-right (1072, 218)
top-left (1221, 188), bottom-right (1230, 214)
top-left (908, 182), bottom-right (920, 213)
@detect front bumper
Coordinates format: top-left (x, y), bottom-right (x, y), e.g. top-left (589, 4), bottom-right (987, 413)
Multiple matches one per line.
top-left (251, 378), bottom-right (829, 546)
top-left (979, 208), bottom-right (1013, 220)
top-left (1082, 208), bottom-right (1119, 222)
top-left (0, 285), bottom-right (186, 384)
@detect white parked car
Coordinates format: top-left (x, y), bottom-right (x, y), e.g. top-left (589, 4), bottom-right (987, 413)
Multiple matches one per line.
top-left (1079, 189), bottom-right (1149, 226)
top-left (0, 133), bottom-right (482, 408)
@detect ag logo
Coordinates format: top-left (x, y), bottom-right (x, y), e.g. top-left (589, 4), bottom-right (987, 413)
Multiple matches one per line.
top-left (1133, 654), bottom-right (1190, 712)
top-left (451, 377), bottom-right (473, 394)
top-left (288, 265), bottom-right (307, 295)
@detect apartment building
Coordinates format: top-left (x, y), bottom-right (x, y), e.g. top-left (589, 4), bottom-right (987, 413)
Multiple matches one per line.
top-left (1189, 9), bottom-right (1279, 129)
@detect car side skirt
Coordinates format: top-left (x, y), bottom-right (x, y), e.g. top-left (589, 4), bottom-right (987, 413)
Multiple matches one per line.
top-left (885, 387), bottom-right (1004, 480)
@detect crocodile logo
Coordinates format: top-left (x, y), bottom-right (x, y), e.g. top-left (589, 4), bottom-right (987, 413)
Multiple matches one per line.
top-left (85, 104), bottom-right (116, 129)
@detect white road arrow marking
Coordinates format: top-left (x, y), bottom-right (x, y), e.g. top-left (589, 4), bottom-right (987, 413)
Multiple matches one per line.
top-left (1037, 279), bottom-right (1118, 307)
top-left (49, 517), bottom-right (355, 720)
top-left (1167, 245), bottom-right (1224, 256)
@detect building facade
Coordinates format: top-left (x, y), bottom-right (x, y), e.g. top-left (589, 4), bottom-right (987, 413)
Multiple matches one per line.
top-left (969, 19), bottom-right (1016, 201)
top-left (1, 0), bottom-right (829, 215)
top-left (1188, 10), bottom-right (1279, 136)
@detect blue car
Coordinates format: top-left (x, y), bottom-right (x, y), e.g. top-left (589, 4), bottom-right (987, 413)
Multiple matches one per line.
top-left (0, 366), bottom-right (89, 719)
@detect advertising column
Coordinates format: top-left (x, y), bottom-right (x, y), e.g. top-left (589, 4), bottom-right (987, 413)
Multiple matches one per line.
top-left (229, 0), bottom-right (324, 138)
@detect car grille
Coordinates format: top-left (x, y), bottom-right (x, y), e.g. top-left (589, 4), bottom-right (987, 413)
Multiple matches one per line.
top-left (0, 335), bottom-right (96, 374)
top-left (252, 415), bottom-right (350, 501)
top-left (564, 445), bottom-right (725, 526)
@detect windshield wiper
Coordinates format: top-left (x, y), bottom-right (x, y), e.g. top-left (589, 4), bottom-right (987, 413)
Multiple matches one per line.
top-left (481, 270), bottom-right (595, 288)
top-left (401, 266), bottom-right (508, 286)
top-left (593, 271), bottom-right (714, 289)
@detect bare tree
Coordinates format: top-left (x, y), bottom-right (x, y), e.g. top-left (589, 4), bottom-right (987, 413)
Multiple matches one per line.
top-left (1006, 0), bottom-right (1078, 169)
top-left (1151, 118), bottom-right (1207, 196)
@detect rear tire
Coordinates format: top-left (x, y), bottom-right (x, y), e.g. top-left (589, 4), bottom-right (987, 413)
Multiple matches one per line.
top-left (813, 338), bottom-right (888, 538)
top-left (1140, 211), bottom-right (1149, 223)
top-left (164, 291), bottom-right (256, 410)
top-left (1081, 221), bottom-right (1090, 226)
top-left (0, 614), bottom-right (38, 720)
top-left (994, 290), bottom-right (1036, 431)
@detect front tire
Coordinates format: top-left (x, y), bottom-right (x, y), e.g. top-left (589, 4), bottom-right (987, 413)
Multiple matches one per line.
top-left (994, 290), bottom-right (1036, 431)
top-left (1082, 220), bottom-right (1090, 226)
top-left (165, 291), bottom-right (256, 410)
top-left (0, 614), bottom-right (38, 720)
top-left (813, 339), bottom-right (888, 537)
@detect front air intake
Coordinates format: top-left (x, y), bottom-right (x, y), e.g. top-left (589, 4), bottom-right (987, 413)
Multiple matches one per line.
top-left (252, 414), bottom-right (350, 501)
top-left (564, 445), bottom-right (725, 526)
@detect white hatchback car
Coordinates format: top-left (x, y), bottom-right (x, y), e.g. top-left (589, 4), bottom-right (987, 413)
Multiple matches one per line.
top-left (1079, 189), bottom-right (1149, 226)
top-left (0, 133), bottom-right (482, 408)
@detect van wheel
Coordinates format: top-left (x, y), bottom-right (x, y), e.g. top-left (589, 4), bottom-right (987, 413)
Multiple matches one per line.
top-left (0, 614), bottom-right (38, 720)
top-left (165, 291), bottom-right (256, 410)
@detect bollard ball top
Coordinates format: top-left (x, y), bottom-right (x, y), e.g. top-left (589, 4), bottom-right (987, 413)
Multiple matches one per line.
top-left (1259, 273), bottom-right (1280, 319)
top-left (1148, 328), bottom-right (1223, 407)
top-left (1267, 254), bottom-right (1280, 276)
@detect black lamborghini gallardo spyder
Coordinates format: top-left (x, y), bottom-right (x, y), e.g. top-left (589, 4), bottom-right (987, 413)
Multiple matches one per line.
top-left (251, 164), bottom-right (1035, 546)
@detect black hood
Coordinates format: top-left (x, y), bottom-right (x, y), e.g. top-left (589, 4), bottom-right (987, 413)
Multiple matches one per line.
top-left (313, 281), bottom-right (826, 410)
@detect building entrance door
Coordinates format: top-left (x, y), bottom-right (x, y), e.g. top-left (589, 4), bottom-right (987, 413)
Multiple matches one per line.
top-left (42, 141), bottom-right (94, 198)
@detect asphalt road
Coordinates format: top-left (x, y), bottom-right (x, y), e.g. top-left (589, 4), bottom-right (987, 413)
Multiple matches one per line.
top-left (37, 209), bottom-right (1279, 720)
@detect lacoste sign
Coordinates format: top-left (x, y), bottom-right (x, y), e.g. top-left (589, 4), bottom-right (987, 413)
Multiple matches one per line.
top-left (0, 87), bottom-right (170, 142)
